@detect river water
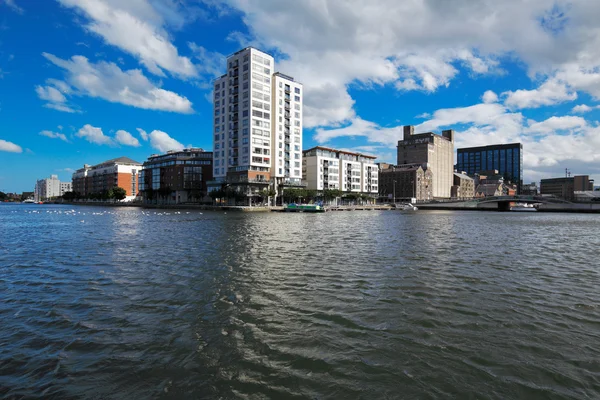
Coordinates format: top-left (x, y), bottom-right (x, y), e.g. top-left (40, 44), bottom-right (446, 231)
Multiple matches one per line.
top-left (1, 204), bottom-right (599, 399)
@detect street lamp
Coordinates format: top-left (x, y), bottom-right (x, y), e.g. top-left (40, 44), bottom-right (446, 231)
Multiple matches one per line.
top-left (393, 180), bottom-right (396, 205)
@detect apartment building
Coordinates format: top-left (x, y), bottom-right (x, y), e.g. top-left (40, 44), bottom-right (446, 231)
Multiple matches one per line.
top-left (139, 148), bottom-right (213, 204)
top-left (72, 157), bottom-right (141, 200)
top-left (211, 47), bottom-right (304, 202)
top-left (34, 174), bottom-right (71, 201)
top-left (302, 146), bottom-right (378, 195)
top-left (397, 125), bottom-right (454, 198)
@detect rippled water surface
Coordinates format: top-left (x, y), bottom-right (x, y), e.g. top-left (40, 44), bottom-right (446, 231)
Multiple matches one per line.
top-left (1, 204), bottom-right (600, 399)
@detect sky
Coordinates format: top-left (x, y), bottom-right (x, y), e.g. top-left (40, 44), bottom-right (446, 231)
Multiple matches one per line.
top-left (1, 0), bottom-right (600, 193)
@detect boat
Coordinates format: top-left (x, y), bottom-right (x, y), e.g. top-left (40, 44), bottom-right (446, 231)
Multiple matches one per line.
top-left (22, 199), bottom-right (36, 203)
top-left (285, 204), bottom-right (326, 213)
top-left (392, 203), bottom-right (418, 211)
top-left (510, 203), bottom-right (537, 212)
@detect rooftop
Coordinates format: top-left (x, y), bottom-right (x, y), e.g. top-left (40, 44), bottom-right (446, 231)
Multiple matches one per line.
top-left (303, 146), bottom-right (377, 159)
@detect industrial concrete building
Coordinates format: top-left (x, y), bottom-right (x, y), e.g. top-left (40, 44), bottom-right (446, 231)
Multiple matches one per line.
top-left (139, 148), bottom-right (213, 204)
top-left (379, 164), bottom-right (433, 202)
top-left (72, 157), bottom-right (142, 201)
top-left (302, 146), bottom-right (378, 196)
top-left (397, 125), bottom-right (454, 198)
top-left (34, 175), bottom-right (71, 201)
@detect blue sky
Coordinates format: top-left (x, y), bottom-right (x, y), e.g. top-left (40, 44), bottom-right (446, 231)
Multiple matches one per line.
top-left (1, 0), bottom-right (600, 193)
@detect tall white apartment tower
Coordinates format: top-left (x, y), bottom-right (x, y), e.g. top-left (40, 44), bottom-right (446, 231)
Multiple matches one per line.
top-left (272, 73), bottom-right (303, 187)
top-left (212, 47), bottom-right (303, 201)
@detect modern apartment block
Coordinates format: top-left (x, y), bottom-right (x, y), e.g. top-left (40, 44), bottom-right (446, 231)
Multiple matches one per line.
top-left (456, 143), bottom-right (523, 193)
top-left (302, 146), bottom-right (378, 195)
top-left (72, 157), bottom-right (142, 200)
top-left (211, 47), bottom-right (303, 201)
top-left (397, 125), bottom-right (454, 198)
top-left (379, 164), bottom-right (433, 202)
top-left (139, 148), bottom-right (213, 204)
top-left (34, 174), bottom-right (72, 201)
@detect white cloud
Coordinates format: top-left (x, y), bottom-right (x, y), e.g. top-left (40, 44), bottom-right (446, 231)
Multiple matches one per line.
top-left (76, 124), bottom-right (114, 146)
top-left (503, 79), bottom-right (577, 109)
top-left (136, 128), bottom-right (149, 141)
top-left (571, 104), bottom-right (593, 113)
top-left (114, 130), bottom-right (141, 147)
top-left (526, 116), bottom-right (587, 134)
top-left (148, 130), bottom-right (184, 152)
top-left (57, 0), bottom-right (197, 78)
top-left (2, 0), bottom-right (23, 14)
top-left (482, 90), bottom-right (499, 104)
top-left (35, 82), bottom-right (80, 113)
top-left (0, 138), bottom-right (22, 153)
top-left (39, 130), bottom-right (68, 142)
top-left (35, 85), bottom-right (66, 103)
top-left (42, 53), bottom-right (193, 113)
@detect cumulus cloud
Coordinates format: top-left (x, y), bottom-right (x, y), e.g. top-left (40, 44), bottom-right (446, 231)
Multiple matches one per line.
top-left (482, 90), bottom-right (499, 104)
top-left (571, 104), bottom-right (593, 113)
top-left (114, 130), bottom-right (141, 147)
top-left (76, 124), bottom-right (114, 146)
top-left (0, 138), bottom-right (22, 153)
top-left (148, 130), bottom-right (184, 152)
top-left (57, 0), bottom-right (197, 78)
top-left (39, 130), bottom-right (69, 142)
top-left (503, 79), bottom-right (577, 109)
top-left (35, 82), bottom-right (79, 113)
top-left (41, 53), bottom-right (193, 113)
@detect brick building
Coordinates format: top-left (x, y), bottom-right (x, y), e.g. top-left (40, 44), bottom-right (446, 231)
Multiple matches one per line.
top-left (72, 157), bottom-right (142, 200)
top-left (379, 164), bottom-right (433, 202)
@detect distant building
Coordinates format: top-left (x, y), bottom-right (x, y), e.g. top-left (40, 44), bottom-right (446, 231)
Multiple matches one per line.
top-left (475, 183), bottom-right (504, 198)
top-left (397, 125), bottom-right (454, 198)
top-left (34, 174), bottom-right (71, 201)
top-left (139, 148), bottom-right (213, 204)
top-left (451, 172), bottom-right (475, 199)
top-left (72, 156), bottom-right (142, 200)
top-left (521, 182), bottom-right (539, 196)
top-left (456, 143), bottom-right (523, 193)
top-left (302, 146), bottom-right (378, 195)
top-left (379, 164), bottom-right (433, 202)
top-left (540, 175), bottom-right (594, 201)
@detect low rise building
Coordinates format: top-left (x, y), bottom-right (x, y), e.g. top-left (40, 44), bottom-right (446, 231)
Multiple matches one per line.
top-left (379, 164), bottom-right (433, 202)
top-left (451, 172), bottom-right (475, 199)
top-left (521, 182), bottom-right (539, 196)
top-left (72, 156), bottom-right (142, 200)
top-left (34, 175), bottom-right (71, 201)
top-left (139, 148), bottom-right (213, 204)
top-left (540, 175), bottom-right (594, 201)
top-left (302, 146), bottom-right (378, 196)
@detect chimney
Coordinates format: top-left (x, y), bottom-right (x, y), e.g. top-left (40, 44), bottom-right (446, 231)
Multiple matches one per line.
top-left (403, 125), bottom-right (414, 140)
top-left (442, 129), bottom-right (454, 142)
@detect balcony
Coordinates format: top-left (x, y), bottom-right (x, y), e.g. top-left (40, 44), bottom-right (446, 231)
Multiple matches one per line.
top-left (284, 102), bottom-right (290, 110)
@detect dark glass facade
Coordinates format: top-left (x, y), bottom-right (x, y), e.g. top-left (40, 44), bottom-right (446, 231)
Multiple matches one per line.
top-left (456, 143), bottom-right (523, 193)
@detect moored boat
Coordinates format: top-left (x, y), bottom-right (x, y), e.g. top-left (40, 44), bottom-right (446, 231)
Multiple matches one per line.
top-left (285, 204), bottom-right (326, 213)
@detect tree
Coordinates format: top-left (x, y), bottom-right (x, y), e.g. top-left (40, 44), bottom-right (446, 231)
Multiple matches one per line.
top-left (0, 191), bottom-right (6, 201)
top-left (112, 187), bottom-right (127, 201)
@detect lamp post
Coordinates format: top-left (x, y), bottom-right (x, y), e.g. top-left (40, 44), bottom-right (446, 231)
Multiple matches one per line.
top-left (393, 180), bottom-right (396, 205)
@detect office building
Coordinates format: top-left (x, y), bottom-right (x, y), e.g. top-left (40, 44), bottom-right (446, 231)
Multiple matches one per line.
top-left (456, 143), bottom-right (523, 193)
top-left (72, 157), bottom-right (141, 200)
top-left (379, 164), bottom-right (433, 202)
top-left (211, 47), bottom-right (303, 202)
top-left (302, 146), bottom-right (378, 195)
top-left (139, 148), bottom-right (213, 204)
top-left (34, 175), bottom-right (71, 201)
top-left (540, 175), bottom-right (594, 201)
top-left (397, 125), bottom-right (454, 198)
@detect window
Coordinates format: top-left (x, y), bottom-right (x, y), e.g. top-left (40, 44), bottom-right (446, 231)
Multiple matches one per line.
top-left (243, 63), bottom-right (248, 71)
top-left (243, 110), bottom-right (249, 117)
top-left (243, 128), bottom-right (248, 136)
top-left (295, 112), bottom-right (300, 118)
top-left (215, 100), bottom-right (220, 107)
top-left (294, 120), bottom-right (300, 126)
top-left (279, 82), bottom-right (282, 88)
top-left (295, 96), bottom-right (300, 101)
top-left (242, 138), bottom-right (249, 144)
top-left (295, 87), bottom-right (300, 94)
top-left (214, 134), bottom-right (220, 141)
top-left (215, 143), bottom-right (220, 149)
top-left (243, 82), bottom-right (248, 90)
top-left (243, 119), bottom-right (248, 126)
top-left (285, 84), bottom-right (290, 91)
top-left (294, 103), bottom-right (300, 110)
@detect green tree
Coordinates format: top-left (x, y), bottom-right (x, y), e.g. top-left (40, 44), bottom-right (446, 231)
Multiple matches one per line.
top-left (0, 191), bottom-right (6, 201)
top-left (112, 187), bottom-right (127, 201)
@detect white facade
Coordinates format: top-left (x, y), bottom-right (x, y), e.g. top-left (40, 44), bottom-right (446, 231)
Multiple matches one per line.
top-left (34, 174), bottom-right (70, 201)
top-left (212, 47), bottom-right (303, 186)
top-left (213, 47), bottom-right (274, 179)
top-left (272, 73), bottom-right (303, 182)
top-left (302, 147), bottom-right (378, 194)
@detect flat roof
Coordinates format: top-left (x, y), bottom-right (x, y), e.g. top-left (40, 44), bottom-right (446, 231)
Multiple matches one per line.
top-left (303, 146), bottom-right (377, 159)
top-left (457, 143), bottom-right (522, 152)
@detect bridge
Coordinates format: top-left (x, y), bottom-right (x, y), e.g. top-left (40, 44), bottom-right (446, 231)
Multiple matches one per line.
top-left (419, 195), bottom-right (574, 212)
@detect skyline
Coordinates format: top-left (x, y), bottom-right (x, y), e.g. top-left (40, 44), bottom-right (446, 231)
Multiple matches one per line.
top-left (1, 0), bottom-right (600, 193)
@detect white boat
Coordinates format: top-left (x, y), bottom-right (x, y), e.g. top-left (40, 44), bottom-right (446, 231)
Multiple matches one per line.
top-left (22, 199), bottom-right (36, 204)
top-left (392, 203), bottom-right (418, 211)
top-left (510, 203), bottom-right (537, 212)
